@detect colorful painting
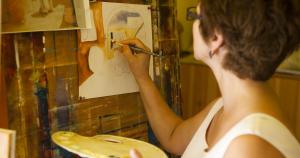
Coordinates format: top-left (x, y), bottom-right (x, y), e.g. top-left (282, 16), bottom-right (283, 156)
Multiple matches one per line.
top-left (1, 0), bottom-right (91, 33)
top-left (78, 2), bottom-right (153, 99)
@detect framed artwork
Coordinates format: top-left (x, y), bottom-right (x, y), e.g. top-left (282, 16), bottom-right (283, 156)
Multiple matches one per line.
top-left (1, 0), bottom-right (91, 33)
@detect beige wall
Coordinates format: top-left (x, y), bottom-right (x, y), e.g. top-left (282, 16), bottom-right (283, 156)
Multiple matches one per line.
top-left (176, 0), bottom-right (199, 52)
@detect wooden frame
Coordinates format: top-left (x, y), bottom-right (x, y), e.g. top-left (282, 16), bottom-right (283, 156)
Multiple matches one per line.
top-left (0, 1), bottom-right (9, 127)
top-left (0, 40), bottom-right (9, 128)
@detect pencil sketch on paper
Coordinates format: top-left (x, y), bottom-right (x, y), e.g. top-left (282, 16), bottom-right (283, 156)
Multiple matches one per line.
top-left (78, 2), bottom-right (153, 99)
top-left (1, 0), bottom-right (91, 33)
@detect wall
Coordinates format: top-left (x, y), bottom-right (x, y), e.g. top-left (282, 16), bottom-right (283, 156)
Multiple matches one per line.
top-left (1, 31), bottom-right (150, 158)
top-left (176, 0), bottom-right (198, 52)
top-left (0, 64), bottom-right (8, 128)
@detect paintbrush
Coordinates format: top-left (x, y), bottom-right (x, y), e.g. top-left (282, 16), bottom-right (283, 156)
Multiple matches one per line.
top-left (112, 40), bottom-right (162, 57)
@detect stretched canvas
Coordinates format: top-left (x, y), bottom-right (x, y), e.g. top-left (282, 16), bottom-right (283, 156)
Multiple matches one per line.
top-left (78, 2), bottom-right (153, 99)
top-left (0, 128), bottom-right (16, 158)
top-left (1, 0), bottom-right (91, 33)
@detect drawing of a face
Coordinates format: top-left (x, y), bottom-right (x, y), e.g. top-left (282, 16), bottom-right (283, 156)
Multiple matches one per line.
top-left (88, 46), bottom-right (111, 74)
top-left (110, 50), bottom-right (131, 75)
top-left (105, 10), bottom-right (144, 59)
top-left (79, 2), bottom-right (152, 99)
top-left (88, 46), bottom-right (130, 76)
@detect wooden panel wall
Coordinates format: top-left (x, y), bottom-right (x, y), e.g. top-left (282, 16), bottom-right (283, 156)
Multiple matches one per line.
top-left (1, 32), bottom-right (148, 158)
top-left (269, 73), bottom-right (300, 141)
top-left (180, 63), bottom-right (300, 141)
top-left (180, 64), bottom-right (220, 119)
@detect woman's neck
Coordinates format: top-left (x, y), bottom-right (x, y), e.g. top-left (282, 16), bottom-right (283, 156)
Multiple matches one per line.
top-left (211, 67), bottom-right (280, 116)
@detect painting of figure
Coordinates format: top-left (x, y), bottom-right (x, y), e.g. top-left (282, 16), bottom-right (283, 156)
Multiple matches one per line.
top-left (77, 2), bottom-right (152, 99)
top-left (1, 0), bottom-right (90, 33)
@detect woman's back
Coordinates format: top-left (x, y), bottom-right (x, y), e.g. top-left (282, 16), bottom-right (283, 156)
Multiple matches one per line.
top-left (181, 99), bottom-right (300, 158)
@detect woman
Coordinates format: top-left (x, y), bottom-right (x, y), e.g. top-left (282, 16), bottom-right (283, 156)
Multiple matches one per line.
top-left (121, 0), bottom-right (300, 157)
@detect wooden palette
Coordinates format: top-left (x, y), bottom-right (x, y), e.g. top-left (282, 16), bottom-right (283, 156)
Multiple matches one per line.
top-left (52, 131), bottom-right (168, 158)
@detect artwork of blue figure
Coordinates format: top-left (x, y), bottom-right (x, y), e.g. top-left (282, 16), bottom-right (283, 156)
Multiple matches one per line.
top-left (35, 72), bottom-right (52, 157)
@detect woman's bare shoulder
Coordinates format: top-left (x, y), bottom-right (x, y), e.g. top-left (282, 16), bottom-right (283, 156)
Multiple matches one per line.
top-left (224, 135), bottom-right (284, 158)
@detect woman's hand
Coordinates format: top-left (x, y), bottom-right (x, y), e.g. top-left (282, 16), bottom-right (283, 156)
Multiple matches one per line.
top-left (129, 149), bottom-right (143, 158)
top-left (120, 38), bottom-right (151, 81)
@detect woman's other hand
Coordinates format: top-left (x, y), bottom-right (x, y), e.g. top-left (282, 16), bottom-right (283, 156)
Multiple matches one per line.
top-left (129, 149), bottom-right (143, 158)
top-left (120, 38), bottom-right (151, 81)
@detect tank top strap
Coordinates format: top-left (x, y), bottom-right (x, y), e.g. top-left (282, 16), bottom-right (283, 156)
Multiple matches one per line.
top-left (181, 98), bottom-right (224, 158)
top-left (204, 98), bottom-right (224, 127)
top-left (197, 98), bottom-right (224, 141)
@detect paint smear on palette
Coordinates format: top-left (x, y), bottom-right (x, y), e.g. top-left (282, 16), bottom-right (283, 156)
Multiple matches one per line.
top-left (78, 2), bottom-right (153, 99)
top-left (52, 131), bottom-right (168, 158)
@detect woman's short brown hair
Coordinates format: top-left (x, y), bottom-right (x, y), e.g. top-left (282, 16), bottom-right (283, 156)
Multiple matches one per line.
top-left (200, 0), bottom-right (300, 81)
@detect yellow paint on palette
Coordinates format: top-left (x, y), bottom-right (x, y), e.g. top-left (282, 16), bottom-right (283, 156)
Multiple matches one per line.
top-left (52, 131), bottom-right (168, 158)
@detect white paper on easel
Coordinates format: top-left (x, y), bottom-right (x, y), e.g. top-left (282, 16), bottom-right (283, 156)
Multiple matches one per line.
top-left (80, 11), bottom-right (97, 42)
top-left (78, 2), bottom-right (153, 99)
top-left (0, 128), bottom-right (16, 158)
top-left (73, 0), bottom-right (92, 28)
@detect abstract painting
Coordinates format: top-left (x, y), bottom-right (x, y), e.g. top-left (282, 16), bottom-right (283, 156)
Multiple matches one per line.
top-left (78, 2), bottom-right (153, 99)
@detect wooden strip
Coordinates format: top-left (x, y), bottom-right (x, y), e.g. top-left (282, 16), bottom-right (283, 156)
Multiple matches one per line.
top-left (296, 80), bottom-right (300, 141)
top-left (0, 64), bottom-right (8, 128)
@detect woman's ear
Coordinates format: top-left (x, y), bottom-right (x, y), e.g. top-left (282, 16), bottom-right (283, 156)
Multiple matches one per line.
top-left (210, 31), bottom-right (224, 56)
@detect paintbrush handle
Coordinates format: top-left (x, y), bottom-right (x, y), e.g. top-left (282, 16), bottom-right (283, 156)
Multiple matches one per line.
top-left (112, 40), bottom-right (161, 56)
top-left (128, 44), bottom-right (160, 57)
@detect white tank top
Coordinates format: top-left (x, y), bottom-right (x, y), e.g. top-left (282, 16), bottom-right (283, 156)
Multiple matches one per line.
top-left (181, 98), bottom-right (300, 158)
